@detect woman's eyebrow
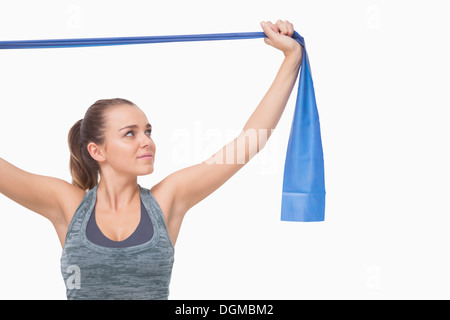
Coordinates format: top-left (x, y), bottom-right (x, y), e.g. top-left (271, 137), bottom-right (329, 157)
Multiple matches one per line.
top-left (119, 123), bottom-right (152, 131)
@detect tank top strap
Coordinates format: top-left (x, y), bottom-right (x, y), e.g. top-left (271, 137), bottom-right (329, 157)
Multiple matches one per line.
top-left (139, 185), bottom-right (168, 232)
top-left (63, 185), bottom-right (98, 249)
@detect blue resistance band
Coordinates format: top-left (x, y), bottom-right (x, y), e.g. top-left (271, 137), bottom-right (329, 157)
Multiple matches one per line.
top-left (0, 31), bottom-right (325, 222)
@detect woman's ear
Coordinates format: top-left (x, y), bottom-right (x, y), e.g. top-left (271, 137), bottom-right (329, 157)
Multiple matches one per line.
top-left (87, 142), bottom-right (106, 163)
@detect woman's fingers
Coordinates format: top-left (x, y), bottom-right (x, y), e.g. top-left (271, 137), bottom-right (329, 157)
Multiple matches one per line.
top-left (286, 20), bottom-right (294, 37)
top-left (262, 20), bottom-right (295, 37)
top-left (267, 21), bottom-right (279, 34)
top-left (275, 20), bottom-right (288, 35)
top-left (261, 21), bottom-right (278, 37)
top-left (260, 21), bottom-right (277, 46)
top-left (275, 20), bottom-right (295, 37)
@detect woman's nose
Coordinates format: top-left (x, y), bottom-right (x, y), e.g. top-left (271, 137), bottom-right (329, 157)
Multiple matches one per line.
top-left (139, 132), bottom-right (152, 147)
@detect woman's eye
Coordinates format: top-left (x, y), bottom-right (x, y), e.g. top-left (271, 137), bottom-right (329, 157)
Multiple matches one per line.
top-left (124, 129), bottom-right (151, 137)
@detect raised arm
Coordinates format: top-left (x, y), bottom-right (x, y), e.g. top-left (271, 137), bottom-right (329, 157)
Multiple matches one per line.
top-left (157, 20), bottom-right (303, 241)
top-left (0, 157), bottom-right (85, 236)
top-left (241, 26), bottom-right (302, 152)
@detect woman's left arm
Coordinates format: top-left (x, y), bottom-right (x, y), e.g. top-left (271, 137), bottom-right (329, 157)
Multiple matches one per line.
top-left (159, 20), bottom-right (304, 230)
top-left (241, 20), bottom-right (303, 154)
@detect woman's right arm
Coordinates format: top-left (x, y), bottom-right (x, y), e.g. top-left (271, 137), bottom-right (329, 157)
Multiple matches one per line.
top-left (0, 157), bottom-right (85, 228)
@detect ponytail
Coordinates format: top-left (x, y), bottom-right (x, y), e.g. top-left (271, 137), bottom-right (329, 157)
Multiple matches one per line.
top-left (68, 119), bottom-right (99, 191)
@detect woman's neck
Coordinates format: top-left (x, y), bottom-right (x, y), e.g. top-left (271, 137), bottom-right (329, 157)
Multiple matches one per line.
top-left (96, 175), bottom-right (140, 212)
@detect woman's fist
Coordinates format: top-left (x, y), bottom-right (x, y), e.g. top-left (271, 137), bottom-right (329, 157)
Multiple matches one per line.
top-left (260, 20), bottom-right (302, 58)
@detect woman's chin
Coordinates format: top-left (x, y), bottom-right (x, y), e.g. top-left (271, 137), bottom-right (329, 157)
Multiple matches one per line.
top-left (137, 166), bottom-right (154, 176)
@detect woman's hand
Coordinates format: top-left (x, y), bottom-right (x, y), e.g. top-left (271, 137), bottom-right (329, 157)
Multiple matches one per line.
top-left (260, 20), bottom-right (302, 59)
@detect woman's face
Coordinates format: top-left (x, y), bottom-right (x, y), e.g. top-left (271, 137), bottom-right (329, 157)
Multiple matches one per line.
top-left (96, 104), bottom-right (156, 178)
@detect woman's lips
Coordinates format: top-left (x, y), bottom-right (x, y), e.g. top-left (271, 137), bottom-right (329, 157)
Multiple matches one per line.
top-left (138, 153), bottom-right (153, 160)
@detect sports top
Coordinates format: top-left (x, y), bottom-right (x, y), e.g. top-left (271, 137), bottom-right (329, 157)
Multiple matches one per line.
top-left (60, 184), bottom-right (174, 300)
top-left (85, 198), bottom-right (154, 248)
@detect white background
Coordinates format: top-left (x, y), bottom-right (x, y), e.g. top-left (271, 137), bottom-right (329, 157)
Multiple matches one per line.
top-left (0, 0), bottom-right (449, 299)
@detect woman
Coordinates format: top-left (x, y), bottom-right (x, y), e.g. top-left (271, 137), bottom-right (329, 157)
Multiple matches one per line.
top-left (0, 20), bottom-right (303, 299)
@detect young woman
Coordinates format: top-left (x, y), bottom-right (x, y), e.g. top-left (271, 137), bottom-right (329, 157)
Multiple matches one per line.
top-left (0, 20), bottom-right (302, 299)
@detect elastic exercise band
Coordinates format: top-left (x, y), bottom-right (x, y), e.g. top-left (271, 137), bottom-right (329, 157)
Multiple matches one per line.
top-left (0, 31), bottom-right (325, 222)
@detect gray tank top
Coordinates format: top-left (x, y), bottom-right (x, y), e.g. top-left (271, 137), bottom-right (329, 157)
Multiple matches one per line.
top-left (60, 184), bottom-right (174, 300)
